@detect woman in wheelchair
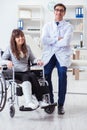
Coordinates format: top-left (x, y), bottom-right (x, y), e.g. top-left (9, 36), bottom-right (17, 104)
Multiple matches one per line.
top-left (1, 29), bottom-right (50, 110)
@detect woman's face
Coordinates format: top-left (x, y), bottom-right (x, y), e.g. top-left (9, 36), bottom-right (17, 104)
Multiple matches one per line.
top-left (15, 35), bottom-right (25, 47)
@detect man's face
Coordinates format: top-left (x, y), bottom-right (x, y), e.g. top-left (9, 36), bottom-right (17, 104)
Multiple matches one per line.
top-left (54, 6), bottom-right (66, 21)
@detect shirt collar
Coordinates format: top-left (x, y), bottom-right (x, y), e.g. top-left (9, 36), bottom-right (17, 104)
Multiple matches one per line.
top-left (54, 20), bottom-right (65, 26)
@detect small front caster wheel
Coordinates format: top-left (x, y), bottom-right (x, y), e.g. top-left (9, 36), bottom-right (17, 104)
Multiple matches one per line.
top-left (44, 105), bottom-right (55, 114)
top-left (10, 105), bottom-right (15, 118)
top-left (44, 102), bottom-right (57, 114)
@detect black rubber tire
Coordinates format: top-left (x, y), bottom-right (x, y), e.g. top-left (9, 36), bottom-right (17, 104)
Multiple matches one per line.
top-left (10, 105), bottom-right (15, 118)
top-left (44, 105), bottom-right (55, 114)
top-left (0, 74), bottom-right (7, 112)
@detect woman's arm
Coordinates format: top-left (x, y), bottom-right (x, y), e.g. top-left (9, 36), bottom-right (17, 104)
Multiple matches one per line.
top-left (1, 46), bottom-right (13, 69)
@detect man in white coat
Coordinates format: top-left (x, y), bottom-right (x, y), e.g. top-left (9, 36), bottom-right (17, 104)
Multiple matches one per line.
top-left (41, 3), bottom-right (73, 114)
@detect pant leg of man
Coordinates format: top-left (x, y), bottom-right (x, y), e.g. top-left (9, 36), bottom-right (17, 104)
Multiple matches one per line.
top-left (44, 55), bottom-right (56, 103)
top-left (56, 61), bottom-right (67, 106)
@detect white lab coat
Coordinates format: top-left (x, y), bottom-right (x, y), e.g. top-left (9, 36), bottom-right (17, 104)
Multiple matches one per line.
top-left (41, 20), bottom-right (73, 67)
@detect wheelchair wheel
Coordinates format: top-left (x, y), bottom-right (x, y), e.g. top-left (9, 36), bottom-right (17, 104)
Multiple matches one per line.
top-left (0, 74), bottom-right (7, 112)
top-left (44, 105), bottom-right (55, 114)
top-left (44, 102), bottom-right (57, 114)
top-left (10, 105), bottom-right (15, 118)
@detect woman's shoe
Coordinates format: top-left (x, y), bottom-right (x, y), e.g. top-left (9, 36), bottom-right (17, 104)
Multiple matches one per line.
top-left (26, 101), bottom-right (39, 110)
top-left (19, 102), bottom-right (39, 111)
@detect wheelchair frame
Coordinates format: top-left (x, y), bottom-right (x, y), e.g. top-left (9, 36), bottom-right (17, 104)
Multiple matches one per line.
top-left (0, 65), bottom-right (57, 118)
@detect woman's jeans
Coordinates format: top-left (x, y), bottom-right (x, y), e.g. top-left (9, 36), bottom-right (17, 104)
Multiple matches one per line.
top-left (44, 54), bottom-right (67, 106)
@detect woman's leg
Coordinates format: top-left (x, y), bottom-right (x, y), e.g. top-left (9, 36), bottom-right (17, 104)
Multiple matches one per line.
top-left (15, 71), bottom-right (50, 107)
top-left (27, 72), bottom-right (50, 101)
top-left (26, 72), bottom-right (43, 101)
top-left (15, 72), bottom-right (39, 109)
top-left (26, 71), bottom-right (51, 107)
top-left (22, 81), bottom-right (39, 109)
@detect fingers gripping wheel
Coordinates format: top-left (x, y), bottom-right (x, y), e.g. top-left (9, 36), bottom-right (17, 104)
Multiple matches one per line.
top-left (10, 105), bottom-right (15, 118)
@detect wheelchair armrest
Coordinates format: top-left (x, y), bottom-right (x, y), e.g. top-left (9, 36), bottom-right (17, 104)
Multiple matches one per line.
top-left (2, 64), bottom-right (8, 70)
top-left (30, 64), bottom-right (43, 78)
top-left (30, 63), bottom-right (37, 66)
top-left (30, 64), bottom-right (42, 71)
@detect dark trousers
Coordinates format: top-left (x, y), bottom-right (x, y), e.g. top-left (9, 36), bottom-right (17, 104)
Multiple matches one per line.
top-left (44, 54), bottom-right (67, 106)
top-left (15, 71), bottom-right (49, 101)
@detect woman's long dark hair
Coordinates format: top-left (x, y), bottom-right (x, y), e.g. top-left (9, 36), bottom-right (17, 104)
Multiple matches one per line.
top-left (10, 29), bottom-right (28, 60)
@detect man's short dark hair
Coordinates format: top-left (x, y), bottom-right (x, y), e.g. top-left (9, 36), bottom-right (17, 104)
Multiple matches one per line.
top-left (54, 3), bottom-right (66, 12)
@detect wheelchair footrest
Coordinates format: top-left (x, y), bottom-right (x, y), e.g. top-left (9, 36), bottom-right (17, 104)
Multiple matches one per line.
top-left (41, 102), bottom-right (57, 109)
top-left (19, 105), bottom-right (39, 111)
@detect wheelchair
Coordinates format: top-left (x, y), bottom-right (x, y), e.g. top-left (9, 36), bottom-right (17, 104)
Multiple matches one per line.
top-left (0, 64), bottom-right (57, 118)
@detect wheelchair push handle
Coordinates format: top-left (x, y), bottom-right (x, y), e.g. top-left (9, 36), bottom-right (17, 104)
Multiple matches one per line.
top-left (30, 63), bottom-right (37, 66)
